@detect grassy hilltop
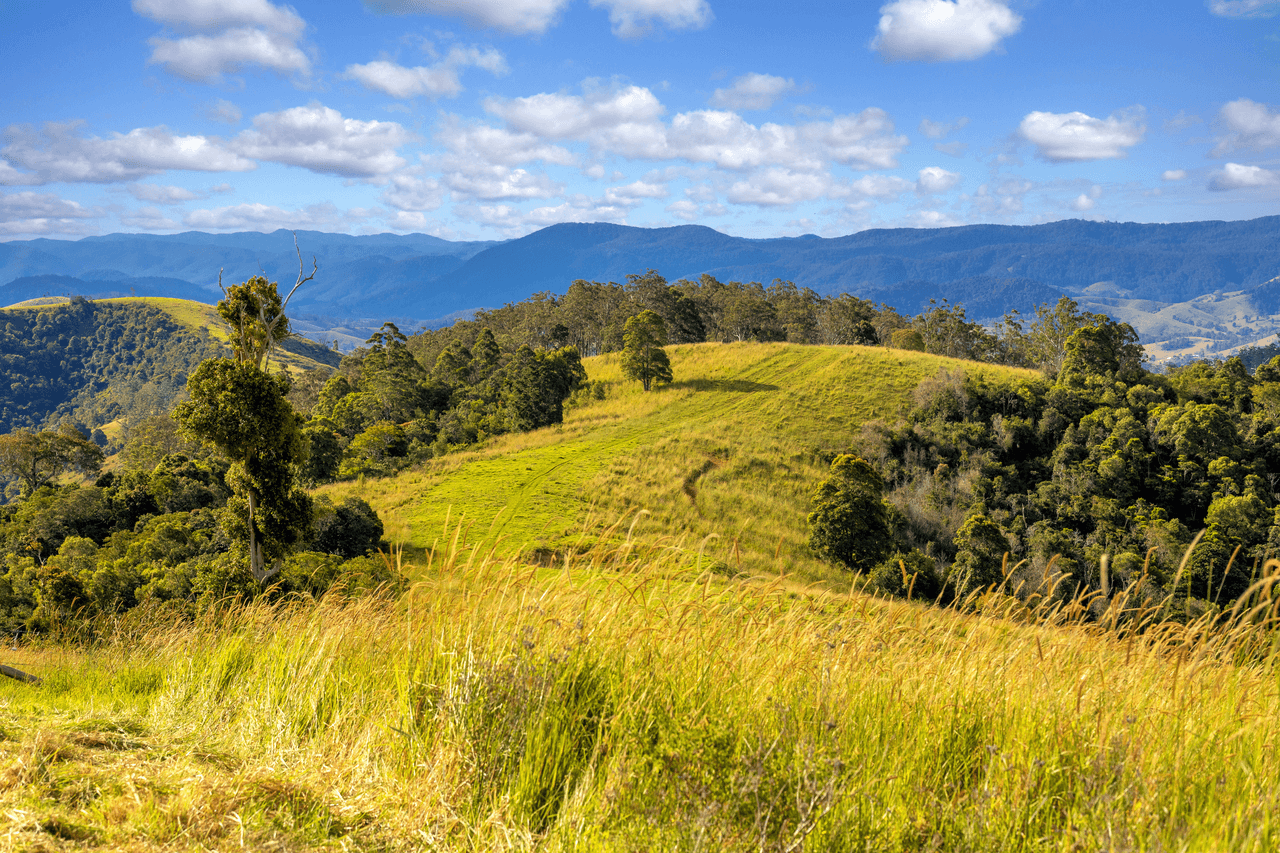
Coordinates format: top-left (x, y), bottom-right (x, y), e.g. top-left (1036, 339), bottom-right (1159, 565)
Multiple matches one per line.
top-left (321, 342), bottom-right (1033, 582)
top-left (2, 342), bottom-right (1280, 851)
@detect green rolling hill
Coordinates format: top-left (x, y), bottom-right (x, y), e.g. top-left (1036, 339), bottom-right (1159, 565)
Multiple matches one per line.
top-left (320, 341), bottom-right (1033, 582)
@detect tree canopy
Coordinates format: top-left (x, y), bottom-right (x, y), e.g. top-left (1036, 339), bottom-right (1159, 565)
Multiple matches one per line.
top-left (621, 310), bottom-right (673, 391)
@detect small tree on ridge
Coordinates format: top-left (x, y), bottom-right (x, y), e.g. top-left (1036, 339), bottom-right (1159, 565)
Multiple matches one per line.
top-left (621, 310), bottom-right (673, 391)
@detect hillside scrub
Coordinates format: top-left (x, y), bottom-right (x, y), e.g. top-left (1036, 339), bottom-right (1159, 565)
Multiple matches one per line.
top-left (4, 532), bottom-right (1280, 850)
top-left (0, 296), bottom-right (220, 441)
top-left (844, 321), bottom-right (1280, 616)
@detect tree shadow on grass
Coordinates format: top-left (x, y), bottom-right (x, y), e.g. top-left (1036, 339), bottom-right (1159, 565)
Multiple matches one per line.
top-left (668, 378), bottom-right (780, 393)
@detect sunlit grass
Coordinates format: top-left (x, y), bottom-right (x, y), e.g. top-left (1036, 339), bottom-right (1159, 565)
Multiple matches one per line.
top-left (322, 342), bottom-right (1033, 582)
top-left (3, 531), bottom-right (1280, 850)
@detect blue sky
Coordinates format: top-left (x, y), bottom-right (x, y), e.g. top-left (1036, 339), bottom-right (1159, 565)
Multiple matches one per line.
top-left (1, 0), bottom-right (1278, 241)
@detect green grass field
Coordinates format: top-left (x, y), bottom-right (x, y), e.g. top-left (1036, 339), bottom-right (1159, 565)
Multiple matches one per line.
top-left (7, 341), bottom-right (1279, 851)
top-left (322, 342), bottom-right (1033, 582)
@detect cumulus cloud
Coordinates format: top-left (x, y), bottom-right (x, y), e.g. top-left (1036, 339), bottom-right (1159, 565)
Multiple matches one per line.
top-left (491, 85), bottom-right (907, 171)
top-left (709, 74), bottom-right (795, 111)
top-left (666, 199), bottom-right (700, 221)
top-left (345, 46), bottom-right (507, 99)
top-left (380, 175), bottom-right (444, 211)
top-left (0, 121), bottom-right (255, 185)
top-left (127, 183), bottom-right (202, 203)
top-left (606, 180), bottom-right (668, 201)
top-left (446, 166), bottom-right (564, 200)
top-left (589, 0), bottom-right (712, 38)
top-left (1208, 1), bottom-right (1280, 17)
top-left (232, 104), bottom-right (409, 177)
top-left (1018, 109), bottom-right (1146, 162)
top-left (438, 121), bottom-right (578, 172)
top-left (362, 0), bottom-right (571, 35)
top-left (1162, 169), bottom-right (1187, 181)
top-left (183, 201), bottom-right (365, 231)
top-left (1211, 98), bottom-right (1280, 156)
top-left (133, 0), bottom-right (310, 82)
top-left (916, 166), bottom-right (960, 194)
top-left (1069, 186), bottom-right (1102, 211)
top-left (846, 174), bottom-right (913, 199)
top-left (1208, 162), bottom-right (1280, 190)
top-left (872, 0), bottom-right (1021, 61)
top-left (0, 190), bottom-right (101, 238)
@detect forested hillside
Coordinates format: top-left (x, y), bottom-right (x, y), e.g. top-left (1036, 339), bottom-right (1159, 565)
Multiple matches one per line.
top-left (0, 297), bottom-right (218, 439)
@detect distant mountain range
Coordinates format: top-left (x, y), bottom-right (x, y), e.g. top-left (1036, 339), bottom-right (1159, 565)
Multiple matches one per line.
top-left (3, 217), bottom-right (1279, 361)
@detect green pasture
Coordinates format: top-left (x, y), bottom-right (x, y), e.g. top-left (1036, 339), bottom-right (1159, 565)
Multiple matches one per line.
top-left (322, 342), bottom-right (1033, 581)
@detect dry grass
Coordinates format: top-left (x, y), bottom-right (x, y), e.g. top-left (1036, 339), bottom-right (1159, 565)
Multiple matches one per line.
top-left (3, 528), bottom-right (1280, 851)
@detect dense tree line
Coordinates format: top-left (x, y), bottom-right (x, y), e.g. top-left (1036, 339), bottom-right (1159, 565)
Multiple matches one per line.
top-left (808, 310), bottom-right (1280, 617)
top-left (399, 270), bottom-right (1112, 376)
top-left (293, 321), bottom-right (586, 483)
top-left (0, 431), bottom-right (391, 632)
top-left (0, 297), bottom-right (220, 440)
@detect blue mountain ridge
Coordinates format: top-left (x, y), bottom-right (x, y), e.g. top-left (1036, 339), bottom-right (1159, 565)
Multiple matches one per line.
top-left (2, 218), bottom-right (1277, 324)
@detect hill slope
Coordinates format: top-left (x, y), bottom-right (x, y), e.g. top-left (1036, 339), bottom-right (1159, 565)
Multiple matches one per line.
top-left (0, 297), bottom-right (339, 438)
top-left (321, 342), bottom-right (1033, 580)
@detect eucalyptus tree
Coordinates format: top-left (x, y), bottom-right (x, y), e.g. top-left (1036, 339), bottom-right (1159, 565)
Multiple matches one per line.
top-left (174, 238), bottom-right (316, 583)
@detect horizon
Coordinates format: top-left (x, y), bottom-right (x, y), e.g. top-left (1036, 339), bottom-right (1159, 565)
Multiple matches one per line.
top-left (3, 2), bottom-right (1277, 243)
top-left (10, 211), bottom-right (1280, 248)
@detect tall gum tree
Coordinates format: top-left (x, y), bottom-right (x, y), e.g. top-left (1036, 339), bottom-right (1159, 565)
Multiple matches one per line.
top-left (173, 237), bottom-right (316, 583)
top-left (621, 310), bottom-right (673, 391)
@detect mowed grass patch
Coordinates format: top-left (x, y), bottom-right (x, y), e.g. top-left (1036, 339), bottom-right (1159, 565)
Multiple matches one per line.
top-left (323, 342), bottom-right (1033, 581)
top-left (3, 540), bottom-right (1280, 851)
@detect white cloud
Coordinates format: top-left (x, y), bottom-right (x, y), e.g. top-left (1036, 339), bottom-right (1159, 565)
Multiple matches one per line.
top-left (480, 83), bottom-right (909, 216)
top-left (589, 0), bottom-right (712, 37)
top-left (846, 174), bottom-right (913, 199)
top-left (919, 116), bottom-right (969, 138)
top-left (916, 166), bottom-right (961, 194)
top-left (362, 0), bottom-right (571, 35)
top-left (727, 169), bottom-right (830, 206)
top-left (438, 119), bottom-right (578, 168)
top-left (666, 199), bottom-right (699, 220)
top-left (488, 84), bottom-right (667, 148)
top-left (133, 0), bottom-right (301, 31)
top-left (1208, 162), bottom-right (1280, 190)
top-left (127, 183), bottom-right (202, 203)
top-left (606, 180), bottom-right (668, 200)
top-left (1208, 1), bottom-right (1280, 17)
top-left (147, 28), bottom-right (310, 81)
top-left (183, 201), bottom-right (365, 231)
top-left (1070, 194), bottom-right (1095, 211)
top-left (872, 0), bottom-right (1021, 61)
top-left (134, 0), bottom-right (310, 82)
top-left (345, 46), bottom-right (507, 99)
top-left (0, 121), bottom-right (255, 185)
top-left (0, 190), bottom-right (101, 238)
top-left (1018, 109), bottom-right (1146, 162)
top-left (1212, 98), bottom-right (1280, 156)
top-left (1162, 169), bottom-right (1187, 181)
top-left (909, 210), bottom-right (962, 227)
top-left (446, 166), bottom-right (564, 200)
top-left (233, 104), bottom-right (409, 177)
top-left (710, 73), bottom-right (795, 111)
top-left (380, 175), bottom-right (444, 211)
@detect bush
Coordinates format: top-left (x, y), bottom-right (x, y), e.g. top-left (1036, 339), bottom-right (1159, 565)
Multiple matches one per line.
top-left (871, 550), bottom-right (941, 600)
top-left (806, 455), bottom-right (894, 572)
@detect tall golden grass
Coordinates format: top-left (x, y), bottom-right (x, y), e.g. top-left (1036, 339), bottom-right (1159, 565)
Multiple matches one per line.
top-left (3, 522), bottom-right (1280, 851)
